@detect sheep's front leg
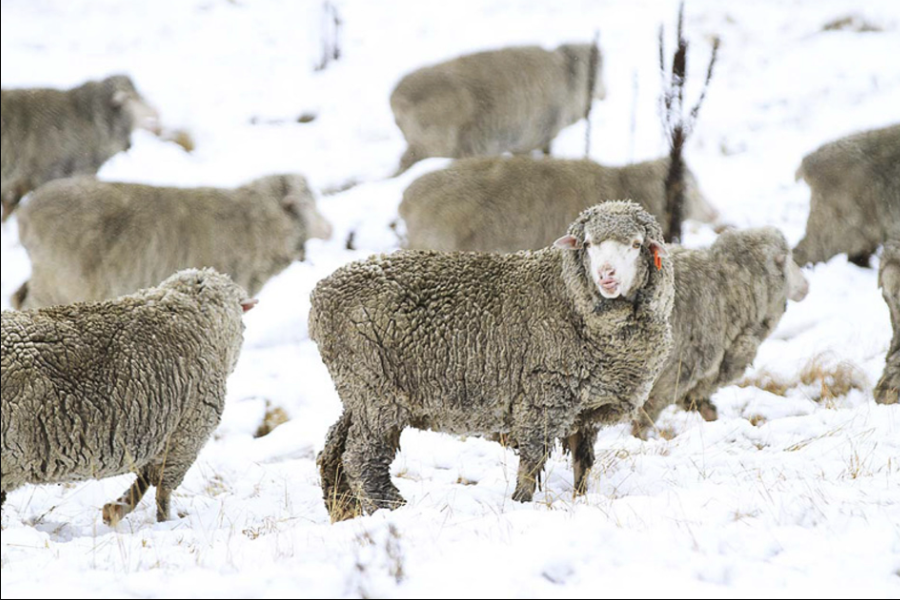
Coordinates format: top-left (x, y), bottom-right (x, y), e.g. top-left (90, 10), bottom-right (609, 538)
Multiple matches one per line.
top-left (102, 473), bottom-right (151, 526)
top-left (567, 427), bottom-right (597, 496)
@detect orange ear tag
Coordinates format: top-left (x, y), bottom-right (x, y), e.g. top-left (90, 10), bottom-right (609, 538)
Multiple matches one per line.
top-left (653, 247), bottom-right (663, 271)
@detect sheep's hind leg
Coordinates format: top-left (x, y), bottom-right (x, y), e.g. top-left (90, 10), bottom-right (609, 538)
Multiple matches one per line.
top-left (319, 411), bottom-right (358, 522)
top-left (102, 470), bottom-right (152, 526)
top-left (342, 417), bottom-right (405, 515)
top-left (512, 439), bottom-right (551, 503)
top-left (567, 427), bottom-right (598, 496)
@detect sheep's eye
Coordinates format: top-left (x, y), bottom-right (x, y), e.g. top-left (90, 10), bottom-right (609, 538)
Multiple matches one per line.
top-left (632, 241), bottom-right (642, 250)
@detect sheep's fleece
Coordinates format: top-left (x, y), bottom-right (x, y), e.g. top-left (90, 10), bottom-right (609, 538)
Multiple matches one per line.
top-left (311, 201), bottom-right (675, 521)
top-left (13, 174), bottom-right (330, 309)
top-left (875, 241), bottom-right (900, 405)
top-left (399, 155), bottom-right (717, 252)
top-left (390, 43), bottom-right (604, 172)
top-left (637, 228), bottom-right (809, 432)
top-left (1, 269), bottom-right (251, 525)
top-left (793, 123), bottom-right (900, 266)
top-left (1, 75), bottom-right (159, 221)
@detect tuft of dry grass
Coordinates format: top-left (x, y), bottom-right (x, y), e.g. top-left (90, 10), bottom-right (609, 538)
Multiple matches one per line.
top-left (254, 402), bottom-right (291, 439)
top-left (822, 15), bottom-right (883, 33)
top-left (159, 129), bottom-right (196, 153)
top-left (738, 355), bottom-right (868, 406)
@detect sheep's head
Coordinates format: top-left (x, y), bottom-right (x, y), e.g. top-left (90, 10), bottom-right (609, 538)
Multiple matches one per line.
top-left (158, 268), bottom-right (255, 372)
top-left (556, 201), bottom-right (673, 320)
top-left (105, 75), bottom-right (161, 135)
top-left (559, 43), bottom-right (607, 102)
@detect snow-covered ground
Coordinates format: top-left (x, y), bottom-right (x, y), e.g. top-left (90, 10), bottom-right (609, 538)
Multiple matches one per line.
top-left (2, 0), bottom-right (899, 597)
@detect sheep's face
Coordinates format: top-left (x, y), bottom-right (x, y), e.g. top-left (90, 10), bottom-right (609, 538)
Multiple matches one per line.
top-left (783, 253), bottom-right (809, 302)
top-left (684, 169), bottom-right (719, 225)
top-left (556, 219), bottom-right (664, 301)
top-left (107, 75), bottom-right (161, 135)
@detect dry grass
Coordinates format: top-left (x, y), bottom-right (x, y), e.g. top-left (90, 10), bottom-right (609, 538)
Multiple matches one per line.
top-left (822, 15), bottom-right (883, 33)
top-left (738, 355), bottom-right (868, 405)
top-left (254, 402), bottom-right (291, 439)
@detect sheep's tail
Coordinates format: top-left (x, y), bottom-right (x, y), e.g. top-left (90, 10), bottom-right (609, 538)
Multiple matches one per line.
top-left (318, 410), bottom-right (358, 522)
top-left (11, 281), bottom-right (29, 310)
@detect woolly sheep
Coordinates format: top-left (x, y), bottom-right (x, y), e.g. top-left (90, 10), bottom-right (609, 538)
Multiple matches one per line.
top-left (635, 228), bottom-right (809, 433)
top-left (793, 124), bottom-right (900, 267)
top-left (875, 241), bottom-right (900, 405)
top-left (1, 269), bottom-right (254, 525)
top-left (391, 44), bottom-right (606, 173)
top-left (13, 174), bottom-right (332, 310)
top-left (311, 201), bottom-right (675, 521)
top-left (399, 155), bottom-right (718, 252)
top-left (1, 75), bottom-right (160, 221)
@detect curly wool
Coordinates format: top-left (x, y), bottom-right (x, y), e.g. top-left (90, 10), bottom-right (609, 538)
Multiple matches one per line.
top-left (14, 174), bottom-right (328, 309)
top-left (876, 241), bottom-right (900, 405)
top-left (1, 76), bottom-right (148, 219)
top-left (391, 44), bottom-right (603, 172)
top-left (639, 228), bottom-right (802, 429)
top-left (1, 269), bottom-right (248, 524)
top-left (794, 124), bottom-right (900, 266)
top-left (399, 155), bottom-right (716, 253)
top-left (311, 201), bottom-right (674, 520)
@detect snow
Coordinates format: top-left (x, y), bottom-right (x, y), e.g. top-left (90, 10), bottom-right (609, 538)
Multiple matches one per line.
top-left (2, 0), bottom-right (899, 597)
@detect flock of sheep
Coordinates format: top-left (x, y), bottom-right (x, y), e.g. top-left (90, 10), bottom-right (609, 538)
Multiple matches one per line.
top-left (1, 39), bottom-right (898, 526)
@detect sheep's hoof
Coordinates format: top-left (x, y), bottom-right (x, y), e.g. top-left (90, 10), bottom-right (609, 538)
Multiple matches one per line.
top-left (102, 502), bottom-right (127, 527)
top-left (697, 400), bottom-right (719, 422)
top-left (511, 488), bottom-right (534, 504)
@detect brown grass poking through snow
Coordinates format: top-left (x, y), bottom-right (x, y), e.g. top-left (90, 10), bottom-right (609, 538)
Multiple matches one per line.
top-left (254, 402), bottom-right (291, 439)
top-left (738, 355), bottom-right (868, 405)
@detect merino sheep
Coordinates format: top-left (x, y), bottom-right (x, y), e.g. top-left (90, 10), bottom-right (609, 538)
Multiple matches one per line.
top-left (312, 201), bottom-right (675, 520)
top-left (1, 269), bottom-right (254, 524)
top-left (399, 155), bottom-right (718, 252)
top-left (875, 241), bottom-right (900, 405)
top-left (391, 44), bottom-right (606, 173)
top-left (1, 75), bottom-right (160, 221)
top-left (635, 228), bottom-right (809, 433)
top-left (13, 174), bottom-right (332, 310)
top-left (793, 124), bottom-right (900, 267)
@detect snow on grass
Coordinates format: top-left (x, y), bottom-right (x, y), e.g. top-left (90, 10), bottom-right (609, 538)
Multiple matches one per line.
top-left (2, 0), bottom-right (899, 597)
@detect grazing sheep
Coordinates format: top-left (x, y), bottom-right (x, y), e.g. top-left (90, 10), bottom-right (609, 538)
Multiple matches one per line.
top-left (399, 155), bottom-right (718, 252)
top-left (312, 201), bottom-right (675, 520)
top-left (635, 228), bottom-right (809, 433)
top-left (875, 241), bottom-right (900, 405)
top-left (1, 75), bottom-right (160, 221)
top-left (1, 269), bottom-right (254, 524)
top-left (391, 44), bottom-right (606, 173)
top-left (13, 174), bottom-right (332, 309)
top-left (793, 124), bottom-right (900, 267)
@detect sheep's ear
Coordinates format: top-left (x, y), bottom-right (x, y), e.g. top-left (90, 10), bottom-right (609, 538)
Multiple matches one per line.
top-left (775, 254), bottom-right (787, 267)
top-left (554, 235), bottom-right (583, 250)
top-left (112, 90), bottom-right (130, 108)
top-left (281, 196), bottom-right (302, 217)
top-left (648, 240), bottom-right (668, 257)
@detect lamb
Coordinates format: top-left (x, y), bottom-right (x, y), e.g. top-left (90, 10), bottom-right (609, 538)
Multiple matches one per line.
top-left (793, 124), bottom-right (900, 267)
top-left (390, 43), bottom-right (606, 173)
top-left (12, 174), bottom-right (332, 310)
top-left (311, 201), bottom-right (675, 521)
top-left (875, 241), bottom-right (900, 405)
top-left (399, 155), bottom-right (718, 252)
top-left (1, 269), bottom-right (254, 525)
top-left (635, 228), bottom-right (809, 433)
top-left (1, 75), bottom-right (160, 222)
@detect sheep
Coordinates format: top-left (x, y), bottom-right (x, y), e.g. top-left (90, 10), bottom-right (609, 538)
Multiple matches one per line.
top-left (311, 201), bottom-right (675, 521)
top-left (1, 269), bottom-right (254, 524)
top-left (1, 75), bottom-right (160, 222)
top-left (875, 241), bottom-right (900, 405)
top-left (399, 155), bottom-right (718, 252)
top-left (12, 174), bottom-right (332, 310)
top-left (634, 228), bottom-right (810, 434)
top-left (793, 124), bottom-right (900, 267)
top-left (390, 43), bottom-right (606, 173)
